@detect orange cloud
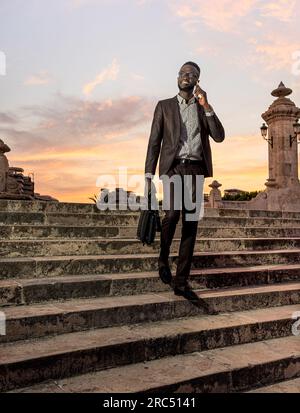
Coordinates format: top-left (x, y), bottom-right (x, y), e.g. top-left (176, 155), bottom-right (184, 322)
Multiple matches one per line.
top-left (204, 133), bottom-right (268, 194)
top-left (9, 132), bottom-right (269, 203)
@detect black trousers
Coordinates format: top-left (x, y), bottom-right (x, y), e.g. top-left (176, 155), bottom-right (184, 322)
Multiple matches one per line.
top-left (158, 160), bottom-right (205, 287)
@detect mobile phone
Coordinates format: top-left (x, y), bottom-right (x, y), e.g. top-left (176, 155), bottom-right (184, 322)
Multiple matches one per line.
top-left (194, 80), bottom-right (200, 97)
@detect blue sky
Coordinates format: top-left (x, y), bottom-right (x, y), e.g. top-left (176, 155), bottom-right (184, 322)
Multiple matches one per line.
top-left (1, 0), bottom-right (300, 202)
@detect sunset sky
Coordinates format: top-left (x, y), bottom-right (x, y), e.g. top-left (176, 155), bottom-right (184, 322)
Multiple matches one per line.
top-left (1, 0), bottom-right (300, 202)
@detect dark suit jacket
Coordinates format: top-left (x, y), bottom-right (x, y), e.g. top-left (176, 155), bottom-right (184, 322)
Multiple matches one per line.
top-left (145, 95), bottom-right (225, 178)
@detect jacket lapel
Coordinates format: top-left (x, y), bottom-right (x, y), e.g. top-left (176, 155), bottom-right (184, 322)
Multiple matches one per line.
top-left (196, 101), bottom-right (209, 164)
top-left (171, 96), bottom-right (181, 145)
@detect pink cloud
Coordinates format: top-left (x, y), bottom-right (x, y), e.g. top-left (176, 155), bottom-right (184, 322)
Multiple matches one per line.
top-left (248, 35), bottom-right (300, 71)
top-left (260, 0), bottom-right (297, 22)
top-left (170, 0), bottom-right (259, 33)
top-left (0, 93), bottom-right (157, 203)
top-left (0, 112), bottom-right (17, 124)
top-left (24, 71), bottom-right (52, 86)
top-left (169, 0), bottom-right (299, 33)
top-left (83, 58), bottom-right (119, 96)
top-left (0, 93), bottom-right (155, 155)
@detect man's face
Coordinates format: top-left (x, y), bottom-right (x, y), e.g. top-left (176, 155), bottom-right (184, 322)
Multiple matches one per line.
top-left (177, 64), bottom-right (199, 92)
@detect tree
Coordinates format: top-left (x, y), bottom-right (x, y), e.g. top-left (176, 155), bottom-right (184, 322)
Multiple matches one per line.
top-left (222, 191), bottom-right (261, 201)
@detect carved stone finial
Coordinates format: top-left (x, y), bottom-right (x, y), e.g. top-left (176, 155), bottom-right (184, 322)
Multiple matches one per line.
top-left (271, 82), bottom-right (292, 98)
top-left (209, 180), bottom-right (222, 189)
top-left (0, 139), bottom-right (11, 154)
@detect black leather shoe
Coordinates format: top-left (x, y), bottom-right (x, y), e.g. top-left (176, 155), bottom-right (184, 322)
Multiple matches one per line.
top-left (158, 266), bottom-right (172, 284)
top-left (174, 285), bottom-right (217, 313)
top-left (174, 285), bottom-right (197, 300)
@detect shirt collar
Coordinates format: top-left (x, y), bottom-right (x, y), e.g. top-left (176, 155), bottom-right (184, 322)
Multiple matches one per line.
top-left (177, 94), bottom-right (196, 105)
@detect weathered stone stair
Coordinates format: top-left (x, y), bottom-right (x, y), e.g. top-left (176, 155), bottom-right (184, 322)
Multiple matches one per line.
top-left (0, 199), bottom-right (299, 393)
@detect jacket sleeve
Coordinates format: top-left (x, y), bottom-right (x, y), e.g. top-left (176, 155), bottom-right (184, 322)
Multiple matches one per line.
top-left (205, 110), bottom-right (225, 143)
top-left (144, 101), bottom-right (164, 176)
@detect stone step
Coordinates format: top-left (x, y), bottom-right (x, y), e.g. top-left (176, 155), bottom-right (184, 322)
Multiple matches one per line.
top-left (0, 305), bottom-right (297, 393)
top-left (247, 377), bottom-right (300, 393)
top-left (2, 237), bottom-right (300, 258)
top-left (1, 249), bottom-right (300, 279)
top-left (0, 272), bottom-right (169, 306)
top-left (0, 200), bottom-right (140, 215)
top-left (0, 211), bottom-right (138, 227)
top-left (3, 211), bottom-right (300, 228)
top-left (208, 208), bottom-right (300, 219)
top-left (1, 264), bottom-right (300, 306)
top-left (0, 200), bottom-right (98, 214)
top-left (8, 336), bottom-right (300, 393)
top-left (3, 224), bottom-right (300, 240)
top-left (1, 200), bottom-right (300, 219)
top-left (0, 283), bottom-right (299, 344)
top-left (0, 224), bottom-right (119, 239)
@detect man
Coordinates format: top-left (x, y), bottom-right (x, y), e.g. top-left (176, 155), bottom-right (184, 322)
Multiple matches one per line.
top-left (144, 61), bottom-right (225, 298)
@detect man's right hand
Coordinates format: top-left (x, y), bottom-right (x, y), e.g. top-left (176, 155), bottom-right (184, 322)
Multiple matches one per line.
top-left (144, 174), bottom-right (157, 202)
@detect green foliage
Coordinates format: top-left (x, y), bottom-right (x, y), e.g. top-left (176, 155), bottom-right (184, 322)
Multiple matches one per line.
top-left (222, 191), bottom-right (261, 201)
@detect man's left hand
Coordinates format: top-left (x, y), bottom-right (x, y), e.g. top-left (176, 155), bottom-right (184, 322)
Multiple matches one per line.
top-left (194, 84), bottom-right (211, 111)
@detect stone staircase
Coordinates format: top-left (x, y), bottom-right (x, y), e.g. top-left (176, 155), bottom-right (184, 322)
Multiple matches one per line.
top-left (0, 199), bottom-right (299, 393)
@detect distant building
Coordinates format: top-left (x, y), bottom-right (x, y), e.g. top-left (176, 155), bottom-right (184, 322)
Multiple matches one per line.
top-left (224, 188), bottom-right (246, 197)
top-left (98, 187), bottom-right (141, 208)
top-left (0, 139), bottom-right (58, 201)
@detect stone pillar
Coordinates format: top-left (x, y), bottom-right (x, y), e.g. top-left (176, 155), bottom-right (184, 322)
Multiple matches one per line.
top-left (249, 82), bottom-right (300, 211)
top-left (208, 180), bottom-right (222, 208)
top-left (262, 82), bottom-right (300, 190)
top-left (0, 140), bottom-right (10, 193)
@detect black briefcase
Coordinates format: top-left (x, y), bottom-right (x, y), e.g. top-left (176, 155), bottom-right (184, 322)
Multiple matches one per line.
top-left (137, 198), bottom-right (161, 246)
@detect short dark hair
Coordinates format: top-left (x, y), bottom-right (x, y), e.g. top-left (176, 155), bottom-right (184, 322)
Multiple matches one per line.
top-left (181, 61), bottom-right (200, 75)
